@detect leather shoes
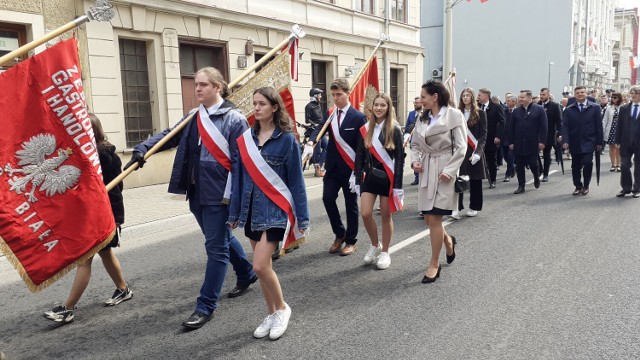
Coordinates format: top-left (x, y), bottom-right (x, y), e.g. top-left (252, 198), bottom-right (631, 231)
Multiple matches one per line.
top-left (534, 178), bottom-right (541, 189)
top-left (228, 274), bottom-right (258, 298)
top-left (503, 177), bottom-right (511, 182)
top-left (329, 237), bottom-right (345, 253)
top-left (572, 187), bottom-right (582, 196)
top-left (542, 175), bottom-right (548, 182)
top-left (422, 265), bottom-right (441, 283)
top-left (633, 192), bottom-right (640, 198)
top-left (340, 244), bottom-right (357, 256)
top-left (489, 182), bottom-right (496, 189)
top-left (182, 311), bottom-right (212, 329)
top-left (446, 236), bottom-right (457, 264)
top-left (514, 187), bottom-right (525, 194)
top-left (617, 190), bottom-right (630, 197)
top-left (581, 187), bottom-right (589, 195)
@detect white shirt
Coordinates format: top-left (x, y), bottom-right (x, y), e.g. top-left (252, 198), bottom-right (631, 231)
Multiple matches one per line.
top-left (206, 99), bottom-right (224, 115)
top-left (428, 106), bottom-right (447, 130)
top-left (481, 101), bottom-right (490, 111)
top-left (463, 108), bottom-right (471, 122)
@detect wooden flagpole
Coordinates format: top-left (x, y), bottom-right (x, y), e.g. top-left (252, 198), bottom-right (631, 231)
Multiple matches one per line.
top-left (314, 34), bottom-right (387, 143)
top-left (106, 25), bottom-right (305, 191)
top-left (0, 0), bottom-right (115, 66)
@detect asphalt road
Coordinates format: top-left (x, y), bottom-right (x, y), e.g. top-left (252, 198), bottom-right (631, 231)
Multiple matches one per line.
top-left (1, 159), bottom-right (639, 360)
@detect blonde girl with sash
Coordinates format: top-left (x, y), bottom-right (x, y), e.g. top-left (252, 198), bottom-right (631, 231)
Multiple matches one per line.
top-left (229, 87), bottom-right (309, 340)
top-left (354, 93), bottom-right (404, 269)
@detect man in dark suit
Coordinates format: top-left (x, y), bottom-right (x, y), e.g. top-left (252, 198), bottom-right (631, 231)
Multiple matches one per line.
top-left (562, 86), bottom-right (604, 196)
top-left (614, 85), bottom-right (640, 198)
top-left (501, 93), bottom-right (517, 182)
top-left (538, 88), bottom-right (563, 182)
top-left (310, 78), bottom-right (367, 255)
top-left (508, 90), bottom-right (547, 194)
top-left (404, 96), bottom-right (422, 185)
top-left (478, 88), bottom-right (506, 188)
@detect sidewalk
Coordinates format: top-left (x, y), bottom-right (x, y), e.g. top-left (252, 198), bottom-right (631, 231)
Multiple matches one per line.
top-left (122, 169), bottom-right (325, 229)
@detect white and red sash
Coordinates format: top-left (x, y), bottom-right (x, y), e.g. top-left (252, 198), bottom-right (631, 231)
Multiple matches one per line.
top-left (196, 105), bottom-right (232, 202)
top-left (237, 129), bottom-right (304, 252)
top-left (360, 124), bottom-right (403, 213)
top-left (329, 108), bottom-right (356, 170)
top-left (467, 130), bottom-right (478, 153)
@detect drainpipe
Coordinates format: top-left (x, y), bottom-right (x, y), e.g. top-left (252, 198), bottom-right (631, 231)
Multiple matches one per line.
top-left (384, 0), bottom-right (390, 94)
top-left (443, 0), bottom-right (453, 83)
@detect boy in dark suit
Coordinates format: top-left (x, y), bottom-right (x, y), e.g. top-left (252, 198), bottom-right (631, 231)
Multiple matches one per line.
top-left (615, 85), bottom-right (640, 198)
top-left (310, 78), bottom-right (367, 255)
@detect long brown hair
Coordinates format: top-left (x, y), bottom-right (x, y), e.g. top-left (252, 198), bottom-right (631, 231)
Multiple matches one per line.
top-left (252, 87), bottom-right (292, 133)
top-left (458, 87), bottom-right (480, 127)
top-left (89, 113), bottom-right (111, 148)
top-left (365, 93), bottom-right (397, 151)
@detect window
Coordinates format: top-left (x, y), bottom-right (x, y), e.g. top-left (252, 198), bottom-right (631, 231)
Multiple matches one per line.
top-left (254, 53), bottom-right (275, 73)
top-left (390, 68), bottom-right (399, 116)
top-left (179, 41), bottom-right (228, 114)
top-left (119, 38), bottom-right (154, 148)
top-left (391, 0), bottom-right (407, 22)
top-left (0, 23), bottom-right (27, 70)
top-left (355, 0), bottom-right (374, 14)
top-left (312, 60), bottom-right (329, 116)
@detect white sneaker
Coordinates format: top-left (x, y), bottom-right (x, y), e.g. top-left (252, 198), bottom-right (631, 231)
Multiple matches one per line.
top-left (466, 210), bottom-right (478, 217)
top-left (451, 211), bottom-right (461, 220)
top-left (376, 252), bottom-right (391, 270)
top-left (253, 313), bottom-right (274, 338)
top-left (363, 245), bottom-right (382, 264)
top-left (269, 303), bottom-right (291, 340)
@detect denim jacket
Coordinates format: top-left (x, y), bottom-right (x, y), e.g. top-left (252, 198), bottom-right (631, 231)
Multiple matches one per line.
top-left (133, 101), bottom-right (248, 205)
top-left (228, 127), bottom-right (310, 231)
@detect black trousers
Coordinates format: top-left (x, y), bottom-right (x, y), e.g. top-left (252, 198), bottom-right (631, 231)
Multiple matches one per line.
top-left (620, 148), bottom-right (640, 192)
top-left (515, 154), bottom-right (540, 187)
top-left (457, 179), bottom-right (483, 211)
top-left (322, 173), bottom-right (359, 245)
top-left (571, 152), bottom-right (594, 189)
top-left (485, 142), bottom-right (498, 183)
top-left (542, 146), bottom-right (553, 176)
top-left (501, 144), bottom-right (516, 178)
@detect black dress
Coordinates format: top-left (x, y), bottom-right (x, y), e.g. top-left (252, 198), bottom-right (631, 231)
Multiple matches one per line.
top-left (98, 143), bottom-right (124, 249)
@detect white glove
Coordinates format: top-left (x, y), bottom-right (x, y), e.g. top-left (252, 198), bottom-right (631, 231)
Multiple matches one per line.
top-left (355, 185), bottom-right (360, 196)
top-left (302, 144), bottom-right (314, 160)
top-left (392, 189), bottom-right (404, 210)
top-left (470, 153), bottom-right (481, 165)
top-left (349, 172), bottom-right (357, 193)
top-left (403, 133), bottom-right (411, 144)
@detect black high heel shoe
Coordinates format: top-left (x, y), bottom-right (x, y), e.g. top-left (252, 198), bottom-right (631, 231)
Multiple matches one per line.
top-left (422, 265), bottom-right (441, 283)
top-left (446, 236), bottom-right (457, 264)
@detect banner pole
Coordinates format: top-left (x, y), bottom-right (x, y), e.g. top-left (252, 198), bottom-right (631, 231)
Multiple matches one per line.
top-left (314, 35), bottom-right (387, 143)
top-left (0, 1), bottom-right (115, 67)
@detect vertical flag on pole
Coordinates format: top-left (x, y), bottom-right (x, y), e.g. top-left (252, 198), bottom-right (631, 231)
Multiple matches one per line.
top-left (349, 56), bottom-right (380, 114)
top-left (0, 39), bottom-right (115, 291)
top-left (288, 38), bottom-right (299, 82)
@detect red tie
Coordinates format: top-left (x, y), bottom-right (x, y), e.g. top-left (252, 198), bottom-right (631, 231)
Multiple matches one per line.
top-left (337, 109), bottom-right (343, 127)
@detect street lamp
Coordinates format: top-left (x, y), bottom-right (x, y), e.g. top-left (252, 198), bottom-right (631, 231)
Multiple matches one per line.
top-left (548, 61), bottom-right (554, 90)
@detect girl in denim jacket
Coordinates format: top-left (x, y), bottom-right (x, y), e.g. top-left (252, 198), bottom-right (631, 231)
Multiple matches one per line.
top-left (229, 87), bottom-right (309, 340)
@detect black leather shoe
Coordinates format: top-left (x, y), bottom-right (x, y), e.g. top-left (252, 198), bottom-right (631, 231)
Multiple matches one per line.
top-left (514, 187), bottom-right (525, 194)
top-left (489, 182), bottom-right (496, 189)
top-left (534, 178), bottom-right (541, 189)
top-left (422, 265), bottom-right (441, 284)
top-left (617, 190), bottom-right (630, 197)
top-left (182, 311), bottom-right (212, 329)
top-left (503, 177), bottom-right (510, 182)
top-left (542, 176), bottom-right (549, 182)
top-left (446, 236), bottom-right (457, 265)
top-left (228, 275), bottom-right (258, 298)
top-left (572, 187), bottom-right (582, 196)
top-left (581, 187), bottom-right (589, 195)
top-left (633, 192), bottom-right (640, 198)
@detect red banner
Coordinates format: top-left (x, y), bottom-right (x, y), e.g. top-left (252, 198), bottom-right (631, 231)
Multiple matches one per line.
top-left (0, 39), bottom-right (115, 292)
top-left (349, 56), bottom-right (380, 113)
top-left (246, 88), bottom-right (298, 141)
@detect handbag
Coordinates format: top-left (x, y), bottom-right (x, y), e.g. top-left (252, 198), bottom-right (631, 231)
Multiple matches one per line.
top-left (450, 129), bottom-right (469, 193)
top-left (364, 150), bottom-right (389, 185)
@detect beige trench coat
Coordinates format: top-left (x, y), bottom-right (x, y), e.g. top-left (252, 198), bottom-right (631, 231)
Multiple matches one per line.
top-left (410, 107), bottom-right (468, 212)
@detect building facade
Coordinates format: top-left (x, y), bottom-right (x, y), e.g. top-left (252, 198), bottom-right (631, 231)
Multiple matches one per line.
top-left (613, 7), bottom-right (639, 92)
top-left (1, 0), bottom-right (423, 188)
top-left (420, 0), bottom-right (618, 100)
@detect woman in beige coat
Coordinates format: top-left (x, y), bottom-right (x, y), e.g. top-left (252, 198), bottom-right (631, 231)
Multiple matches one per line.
top-left (410, 80), bottom-right (467, 283)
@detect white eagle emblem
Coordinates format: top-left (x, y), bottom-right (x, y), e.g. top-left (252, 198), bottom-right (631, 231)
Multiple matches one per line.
top-left (3, 134), bottom-right (81, 203)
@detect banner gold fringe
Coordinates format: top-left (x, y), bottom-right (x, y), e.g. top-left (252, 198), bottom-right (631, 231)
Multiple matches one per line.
top-left (0, 228), bottom-right (115, 292)
top-left (279, 237), bottom-right (305, 256)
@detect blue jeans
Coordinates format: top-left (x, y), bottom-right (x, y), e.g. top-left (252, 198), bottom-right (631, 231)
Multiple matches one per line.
top-left (313, 136), bottom-right (327, 165)
top-left (189, 201), bottom-right (255, 315)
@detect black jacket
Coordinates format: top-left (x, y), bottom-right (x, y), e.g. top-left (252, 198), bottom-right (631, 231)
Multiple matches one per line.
top-left (509, 103), bottom-right (548, 156)
top-left (459, 110), bottom-right (487, 180)
top-left (539, 101), bottom-right (563, 146)
top-left (99, 143), bottom-right (125, 224)
top-left (305, 100), bottom-right (323, 128)
top-left (483, 102), bottom-right (506, 142)
top-left (615, 102), bottom-right (640, 156)
top-left (355, 123), bottom-right (404, 189)
top-left (562, 100), bottom-right (604, 154)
